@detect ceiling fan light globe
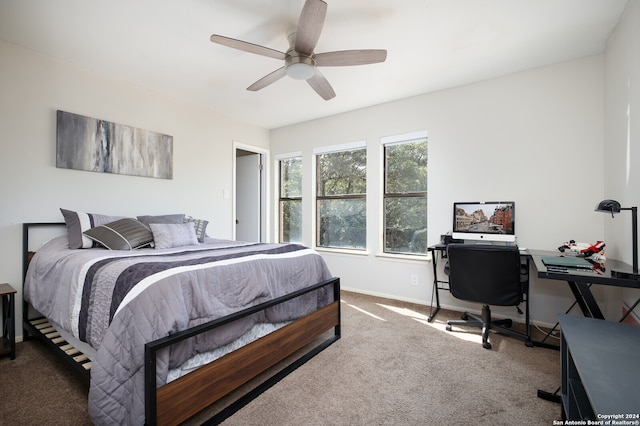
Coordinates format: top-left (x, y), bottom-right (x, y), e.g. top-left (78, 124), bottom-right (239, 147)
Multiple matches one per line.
top-left (286, 62), bottom-right (316, 80)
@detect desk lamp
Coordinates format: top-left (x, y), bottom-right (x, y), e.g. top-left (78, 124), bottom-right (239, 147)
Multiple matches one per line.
top-left (595, 199), bottom-right (638, 279)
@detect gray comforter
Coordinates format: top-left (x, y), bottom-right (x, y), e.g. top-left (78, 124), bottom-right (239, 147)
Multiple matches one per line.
top-left (24, 236), bottom-right (333, 425)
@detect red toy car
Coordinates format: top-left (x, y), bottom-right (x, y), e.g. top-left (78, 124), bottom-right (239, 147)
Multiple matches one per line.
top-left (558, 240), bottom-right (605, 257)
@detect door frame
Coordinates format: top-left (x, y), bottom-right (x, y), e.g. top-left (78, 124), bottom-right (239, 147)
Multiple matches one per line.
top-left (232, 141), bottom-right (270, 242)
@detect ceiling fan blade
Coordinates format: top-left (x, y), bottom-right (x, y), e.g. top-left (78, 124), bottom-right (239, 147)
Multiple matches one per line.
top-left (295, 0), bottom-right (327, 55)
top-left (210, 34), bottom-right (286, 60)
top-left (307, 70), bottom-right (335, 100)
top-left (247, 67), bottom-right (287, 91)
top-left (315, 49), bottom-right (387, 66)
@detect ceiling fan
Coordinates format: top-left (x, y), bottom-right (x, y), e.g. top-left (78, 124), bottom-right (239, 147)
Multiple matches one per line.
top-left (210, 0), bottom-right (387, 100)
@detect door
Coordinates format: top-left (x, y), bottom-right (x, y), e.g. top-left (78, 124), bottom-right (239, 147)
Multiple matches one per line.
top-left (235, 150), bottom-right (262, 242)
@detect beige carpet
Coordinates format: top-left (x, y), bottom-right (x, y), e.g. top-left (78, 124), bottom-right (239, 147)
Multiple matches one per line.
top-left (0, 291), bottom-right (561, 425)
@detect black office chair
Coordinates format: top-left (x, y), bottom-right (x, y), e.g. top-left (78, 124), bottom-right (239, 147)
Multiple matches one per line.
top-left (445, 243), bottom-right (533, 349)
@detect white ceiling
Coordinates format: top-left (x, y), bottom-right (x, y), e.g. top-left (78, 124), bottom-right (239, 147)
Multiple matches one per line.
top-left (0, 0), bottom-right (630, 129)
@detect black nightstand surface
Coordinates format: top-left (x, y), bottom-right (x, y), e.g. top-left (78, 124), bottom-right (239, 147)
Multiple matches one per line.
top-left (0, 283), bottom-right (17, 360)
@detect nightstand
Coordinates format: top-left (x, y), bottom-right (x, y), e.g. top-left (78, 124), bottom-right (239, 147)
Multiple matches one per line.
top-left (0, 283), bottom-right (17, 359)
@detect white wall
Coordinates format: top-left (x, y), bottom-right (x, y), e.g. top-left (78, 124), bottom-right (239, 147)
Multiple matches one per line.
top-left (604, 0), bottom-right (640, 322)
top-left (2, 0), bottom-right (638, 342)
top-left (270, 55), bottom-right (608, 327)
top-left (0, 41), bottom-right (270, 340)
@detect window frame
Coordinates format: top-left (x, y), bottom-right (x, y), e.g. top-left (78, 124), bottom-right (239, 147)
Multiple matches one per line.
top-left (380, 131), bottom-right (428, 257)
top-left (276, 153), bottom-right (303, 244)
top-left (313, 141), bottom-right (368, 252)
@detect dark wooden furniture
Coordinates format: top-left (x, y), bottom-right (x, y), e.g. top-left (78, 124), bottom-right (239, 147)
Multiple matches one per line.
top-left (22, 222), bottom-right (341, 425)
top-left (558, 314), bottom-right (640, 420)
top-left (0, 283), bottom-right (17, 359)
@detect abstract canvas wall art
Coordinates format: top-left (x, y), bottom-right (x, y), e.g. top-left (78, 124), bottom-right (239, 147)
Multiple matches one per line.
top-left (56, 110), bottom-right (173, 179)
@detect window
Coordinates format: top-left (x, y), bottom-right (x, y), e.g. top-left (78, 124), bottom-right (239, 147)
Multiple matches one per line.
top-left (382, 133), bottom-right (428, 255)
top-left (315, 143), bottom-right (367, 250)
top-left (278, 156), bottom-right (302, 243)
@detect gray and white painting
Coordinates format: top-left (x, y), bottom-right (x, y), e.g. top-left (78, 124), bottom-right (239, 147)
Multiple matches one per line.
top-left (56, 110), bottom-right (173, 179)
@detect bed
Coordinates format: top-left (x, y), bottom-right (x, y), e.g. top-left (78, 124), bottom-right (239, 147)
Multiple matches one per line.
top-left (22, 219), bottom-right (340, 425)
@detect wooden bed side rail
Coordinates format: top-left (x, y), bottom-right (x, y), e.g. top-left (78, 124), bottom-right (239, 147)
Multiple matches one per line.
top-left (145, 277), bottom-right (341, 426)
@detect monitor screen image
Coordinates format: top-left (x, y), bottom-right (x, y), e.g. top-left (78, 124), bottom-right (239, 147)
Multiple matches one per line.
top-left (452, 201), bottom-right (516, 242)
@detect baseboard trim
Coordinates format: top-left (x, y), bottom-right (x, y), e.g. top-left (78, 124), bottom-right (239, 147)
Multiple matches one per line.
top-left (340, 286), bottom-right (429, 307)
top-left (340, 286), bottom-right (560, 331)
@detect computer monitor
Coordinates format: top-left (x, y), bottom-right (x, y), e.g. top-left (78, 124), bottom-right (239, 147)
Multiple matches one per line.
top-left (451, 201), bottom-right (516, 243)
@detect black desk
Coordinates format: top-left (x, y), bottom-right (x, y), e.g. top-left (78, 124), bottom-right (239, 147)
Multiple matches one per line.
top-left (531, 251), bottom-right (640, 403)
top-left (429, 247), bottom-right (640, 322)
top-left (531, 250), bottom-right (640, 320)
top-left (558, 314), bottom-right (640, 420)
top-left (429, 245), bottom-right (640, 406)
top-left (426, 244), bottom-right (448, 321)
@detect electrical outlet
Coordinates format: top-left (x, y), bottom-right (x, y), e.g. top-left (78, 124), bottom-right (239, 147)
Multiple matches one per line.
top-left (411, 274), bottom-right (418, 286)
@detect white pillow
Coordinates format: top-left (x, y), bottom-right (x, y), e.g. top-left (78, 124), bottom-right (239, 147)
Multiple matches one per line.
top-left (149, 223), bottom-right (199, 249)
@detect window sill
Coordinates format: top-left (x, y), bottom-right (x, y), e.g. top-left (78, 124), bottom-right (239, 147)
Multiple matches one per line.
top-left (375, 252), bottom-right (431, 263)
top-left (314, 247), bottom-right (369, 257)
top-left (313, 247), bottom-right (432, 263)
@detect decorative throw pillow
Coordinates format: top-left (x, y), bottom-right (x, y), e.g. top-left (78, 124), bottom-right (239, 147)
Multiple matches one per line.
top-left (61, 208), bottom-right (125, 249)
top-left (184, 216), bottom-right (209, 243)
top-left (83, 218), bottom-right (154, 250)
top-left (136, 214), bottom-right (185, 227)
top-left (150, 223), bottom-right (199, 249)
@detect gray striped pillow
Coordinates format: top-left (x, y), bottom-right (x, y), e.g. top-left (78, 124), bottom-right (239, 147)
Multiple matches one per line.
top-left (83, 218), bottom-right (154, 250)
top-left (184, 217), bottom-right (209, 243)
top-left (61, 208), bottom-right (125, 249)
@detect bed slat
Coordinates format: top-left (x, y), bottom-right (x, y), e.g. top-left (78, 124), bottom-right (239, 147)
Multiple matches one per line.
top-left (26, 318), bottom-right (93, 376)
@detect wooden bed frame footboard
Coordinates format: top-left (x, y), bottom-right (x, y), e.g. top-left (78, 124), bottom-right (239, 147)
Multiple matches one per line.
top-left (22, 222), bottom-right (341, 426)
top-left (147, 277), bottom-right (340, 425)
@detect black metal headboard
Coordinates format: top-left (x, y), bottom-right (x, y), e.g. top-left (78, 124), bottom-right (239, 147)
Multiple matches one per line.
top-left (22, 222), bottom-right (65, 282)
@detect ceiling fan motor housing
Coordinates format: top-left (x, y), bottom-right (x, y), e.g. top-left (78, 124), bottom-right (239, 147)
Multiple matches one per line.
top-left (285, 52), bottom-right (316, 80)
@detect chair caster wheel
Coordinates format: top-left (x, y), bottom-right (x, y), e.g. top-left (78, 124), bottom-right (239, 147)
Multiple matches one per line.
top-left (483, 341), bottom-right (492, 349)
top-left (446, 324), bottom-right (452, 331)
top-left (461, 313), bottom-right (469, 320)
top-left (525, 340), bottom-right (534, 347)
